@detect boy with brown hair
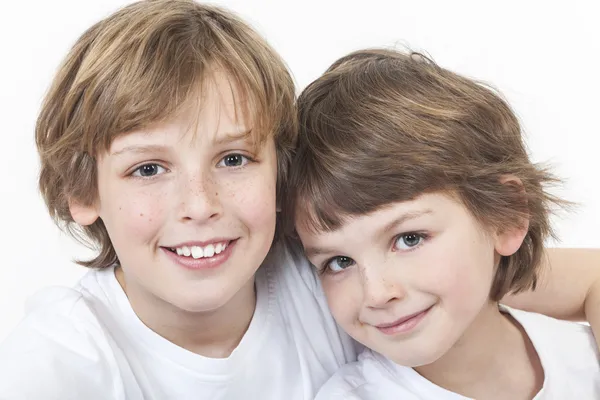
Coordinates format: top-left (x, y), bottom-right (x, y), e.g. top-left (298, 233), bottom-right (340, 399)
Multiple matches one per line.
top-left (289, 49), bottom-right (600, 399)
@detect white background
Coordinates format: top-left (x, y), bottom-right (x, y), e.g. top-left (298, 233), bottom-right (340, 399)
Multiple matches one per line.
top-left (0, 0), bottom-right (598, 340)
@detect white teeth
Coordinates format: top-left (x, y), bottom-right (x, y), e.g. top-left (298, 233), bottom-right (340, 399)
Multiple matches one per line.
top-left (204, 244), bottom-right (215, 258)
top-left (173, 242), bottom-right (229, 259)
top-left (191, 246), bottom-right (203, 259)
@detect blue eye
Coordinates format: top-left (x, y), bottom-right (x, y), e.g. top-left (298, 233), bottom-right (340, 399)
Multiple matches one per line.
top-left (132, 163), bottom-right (167, 177)
top-left (217, 154), bottom-right (249, 168)
top-left (394, 233), bottom-right (425, 250)
top-left (325, 256), bottom-right (355, 273)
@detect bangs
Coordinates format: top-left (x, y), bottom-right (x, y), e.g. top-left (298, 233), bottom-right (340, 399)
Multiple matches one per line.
top-left (293, 161), bottom-right (356, 235)
top-left (181, 60), bottom-right (277, 151)
top-left (47, 3), bottom-right (292, 157)
top-left (290, 141), bottom-right (452, 235)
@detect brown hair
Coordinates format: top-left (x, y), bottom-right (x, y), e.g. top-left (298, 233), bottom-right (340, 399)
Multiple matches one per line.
top-left (36, 0), bottom-right (297, 269)
top-left (286, 48), bottom-right (565, 300)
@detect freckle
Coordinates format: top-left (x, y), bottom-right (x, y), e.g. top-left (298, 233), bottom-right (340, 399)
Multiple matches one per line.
top-left (140, 213), bottom-right (144, 217)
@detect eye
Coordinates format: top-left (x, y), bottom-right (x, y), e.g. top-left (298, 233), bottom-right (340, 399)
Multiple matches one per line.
top-left (132, 163), bottom-right (167, 178)
top-left (324, 256), bottom-right (355, 273)
top-left (217, 153), bottom-right (250, 168)
top-left (394, 232), bottom-right (425, 251)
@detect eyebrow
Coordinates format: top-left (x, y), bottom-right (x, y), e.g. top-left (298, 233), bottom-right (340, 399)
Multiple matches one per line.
top-left (214, 129), bottom-right (253, 145)
top-left (110, 144), bottom-right (170, 157)
top-left (109, 129), bottom-right (253, 157)
top-left (303, 246), bottom-right (337, 259)
top-left (303, 208), bottom-right (433, 259)
top-left (376, 209), bottom-right (433, 241)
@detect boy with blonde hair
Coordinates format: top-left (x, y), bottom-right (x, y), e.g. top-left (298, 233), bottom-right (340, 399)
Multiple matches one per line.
top-left (0, 1), bottom-right (356, 398)
top-left (289, 49), bottom-right (600, 399)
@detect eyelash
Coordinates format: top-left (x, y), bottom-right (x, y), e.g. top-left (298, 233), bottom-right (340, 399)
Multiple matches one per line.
top-left (127, 153), bottom-right (256, 179)
top-left (129, 162), bottom-right (168, 179)
top-left (216, 153), bottom-right (256, 169)
top-left (393, 231), bottom-right (430, 252)
top-left (318, 231), bottom-right (431, 275)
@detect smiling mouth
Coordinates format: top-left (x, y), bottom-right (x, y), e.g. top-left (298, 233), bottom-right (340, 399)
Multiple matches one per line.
top-left (375, 305), bottom-right (433, 335)
top-left (164, 240), bottom-right (234, 260)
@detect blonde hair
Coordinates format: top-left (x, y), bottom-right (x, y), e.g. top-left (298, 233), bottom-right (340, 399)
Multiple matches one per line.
top-left (287, 49), bottom-right (565, 300)
top-left (37, 0), bottom-right (297, 268)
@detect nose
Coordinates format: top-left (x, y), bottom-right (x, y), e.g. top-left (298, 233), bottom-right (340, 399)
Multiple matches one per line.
top-left (177, 172), bottom-right (222, 223)
top-left (361, 263), bottom-right (406, 309)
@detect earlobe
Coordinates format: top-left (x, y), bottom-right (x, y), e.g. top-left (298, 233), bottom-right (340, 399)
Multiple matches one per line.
top-left (495, 225), bottom-right (528, 256)
top-left (68, 199), bottom-right (99, 226)
top-left (495, 174), bottom-right (529, 256)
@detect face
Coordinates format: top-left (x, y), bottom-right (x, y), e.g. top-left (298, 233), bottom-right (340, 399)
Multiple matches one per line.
top-left (71, 72), bottom-right (278, 314)
top-left (297, 193), bottom-right (520, 367)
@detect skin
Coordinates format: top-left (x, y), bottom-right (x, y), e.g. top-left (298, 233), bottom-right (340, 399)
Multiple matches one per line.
top-left (70, 71), bottom-right (278, 357)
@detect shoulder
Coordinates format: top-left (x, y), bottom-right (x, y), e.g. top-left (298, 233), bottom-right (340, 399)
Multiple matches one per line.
top-left (262, 241), bottom-right (344, 326)
top-left (19, 267), bottom-right (116, 336)
top-left (504, 306), bottom-right (599, 366)
top-left (260, 241), bottom-right (331, 310)
top-left (263, 240), bottom-right (320, 290)
top-left (506, 305), bottom-right (596, 343)
top-left (315, 361), bottom-right (371, 400)
top-left (0, 272), bottom-right (124, 399)
top-left (258, 241), bottom-right (359, 370)
top-left (315, 350), bottom-right (398, 400)
top-left (12, 282), bottom-right (102, 338)
top-left (504, 306), bottom-right (600, 395)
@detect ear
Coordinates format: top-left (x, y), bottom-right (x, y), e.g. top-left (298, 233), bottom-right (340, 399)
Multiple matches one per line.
top-left (494, 175), bottom-right (529, 256)
top-left (68, 198), bottom-right (100, 226)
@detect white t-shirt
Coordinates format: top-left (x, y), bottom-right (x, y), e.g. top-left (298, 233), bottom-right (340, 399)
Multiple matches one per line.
top-left (316, 307), bottom-right (600, 399)
top-left (0, 244), bottom-right (357, 400)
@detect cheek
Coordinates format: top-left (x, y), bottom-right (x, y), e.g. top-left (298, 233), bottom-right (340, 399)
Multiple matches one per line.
top-left (322, 275), bottom-right (361, 328)
top-left (419, 234), bottom-right (496, 308)
top-left (101, 186), bottom-right (168, 240)
top-left (221, 168), bottom-right (277, 230)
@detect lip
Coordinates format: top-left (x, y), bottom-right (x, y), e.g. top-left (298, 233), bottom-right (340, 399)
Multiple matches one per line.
top-left (164, 238), bottom-right (235, 248)
top-left (375, 305), bottom-right (433, 336)
top-left (161, 238), bottom-right (238, 271)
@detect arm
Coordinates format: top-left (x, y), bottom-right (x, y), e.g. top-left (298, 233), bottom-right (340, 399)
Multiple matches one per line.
top-left (502, 248), bottom-right (600, 347)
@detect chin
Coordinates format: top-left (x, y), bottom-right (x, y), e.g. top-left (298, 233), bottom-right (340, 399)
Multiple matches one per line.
top-left (386, 341), bottom-right (448, 368)
top-left (174, 297), bottom-right (230, 314)
top-left (387, 352), bottom-right (436, 368)
top-left (166, 287), bottom-right (238, 313)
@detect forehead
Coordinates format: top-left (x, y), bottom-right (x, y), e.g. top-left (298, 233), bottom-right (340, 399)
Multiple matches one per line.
top-left (296, 192), bottom-right (468, 242)
top-left (108, 71), bottom-right (259, 154)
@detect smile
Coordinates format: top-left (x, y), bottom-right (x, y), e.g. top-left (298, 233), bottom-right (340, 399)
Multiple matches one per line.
top-left (375, 305), bottom-right (433, 336)
top-left (161, 239), bottom-right (238, 270)
top-left (168, 241), bottom-right (230, 259)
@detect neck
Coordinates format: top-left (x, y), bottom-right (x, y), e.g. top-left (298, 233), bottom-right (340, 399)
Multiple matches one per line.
top-left (115, 266), bottom-right (256, 358)
top-left (414, 303), bottom-right (543, 399)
